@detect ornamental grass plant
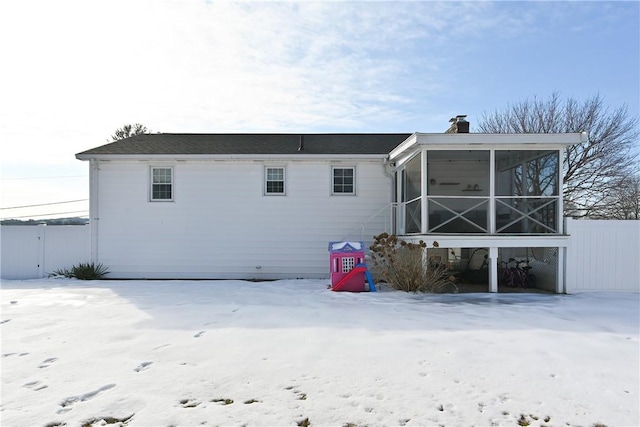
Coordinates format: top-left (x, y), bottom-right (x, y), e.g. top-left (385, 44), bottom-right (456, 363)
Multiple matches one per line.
top-left (369, 233), bottom-right (455, 293)
top-left (51, 262), bottom-right (109, 280)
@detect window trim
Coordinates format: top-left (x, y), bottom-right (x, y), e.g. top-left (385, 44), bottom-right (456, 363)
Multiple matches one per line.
top-left (149, 166), bottom-right (174, 202)
top-left (264, 165), bottom-right (286, 196)
top-left (331, 166), bottom-right (356, 195)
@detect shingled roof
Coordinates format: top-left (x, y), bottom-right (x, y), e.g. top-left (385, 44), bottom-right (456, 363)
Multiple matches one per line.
top-left (76, 133), bottom-right (412, 158)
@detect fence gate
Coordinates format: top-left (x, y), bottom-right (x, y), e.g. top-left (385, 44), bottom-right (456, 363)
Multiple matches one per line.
top-left (1, 225), bottom-right (90, 280)
top-left (1, 226), bottom-right (44, 279)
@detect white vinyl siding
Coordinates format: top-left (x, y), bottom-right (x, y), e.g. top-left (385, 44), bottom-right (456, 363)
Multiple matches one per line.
top-left (332, 166), bottom-right (355, 195)
top-left (93, 160), bottom-right (391, 279)
top-left (265, 167), bottom-right (285, 195)
top-left (150, 167), bottom-right (173, 201)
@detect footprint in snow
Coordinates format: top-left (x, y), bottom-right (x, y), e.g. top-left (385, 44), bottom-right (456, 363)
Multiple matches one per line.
top-left (39, 357), bottom-right (58, 368)
top-left (152, 343), bottom-right (171, 351)
top-left (134, 362), bottom-right (153, 372)
top-left (193, 331), bottom-right (206, 338)
top-left (180, 398), bottom-right (201, 408)
top-left (24, 380), bottom-right (48, 391)
top-left (2, 352), bottom-right (29, 358)
top-left (57, 384), bottom-right (116, 413)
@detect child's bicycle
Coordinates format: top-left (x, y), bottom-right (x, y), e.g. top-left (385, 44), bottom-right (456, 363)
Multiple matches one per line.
top-left (498, 258), bottom-right (537, 288)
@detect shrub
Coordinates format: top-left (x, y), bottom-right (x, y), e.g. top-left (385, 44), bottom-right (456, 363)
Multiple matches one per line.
top-left (51, 262), bottom-right (109, 280)
top-left (369, 233), bottom-right (456, 293)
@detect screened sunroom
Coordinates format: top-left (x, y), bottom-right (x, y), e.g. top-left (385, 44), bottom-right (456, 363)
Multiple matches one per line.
top-left (388, 131), bottom-right (587, 293)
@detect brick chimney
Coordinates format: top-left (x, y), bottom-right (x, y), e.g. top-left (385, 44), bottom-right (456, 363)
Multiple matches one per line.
top-left (446, 115), bottom-right (469, 133)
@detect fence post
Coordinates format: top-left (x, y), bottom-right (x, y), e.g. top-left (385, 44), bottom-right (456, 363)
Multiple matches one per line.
top-left (37, 224), bottom-right (46, 278)
top-left (563, 217), bottom-right (571, 293)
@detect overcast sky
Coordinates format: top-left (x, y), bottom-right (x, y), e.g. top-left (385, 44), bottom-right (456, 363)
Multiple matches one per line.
top-left (1, 0), bottom-right (638, 220)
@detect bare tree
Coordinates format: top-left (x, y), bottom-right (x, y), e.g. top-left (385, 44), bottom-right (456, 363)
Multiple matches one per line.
top-left (477, 93), bottom-right (639, 217)
top-left (110, 123), bottom-right (150, 141)
top-left (598, 173), bottom-right (640, 220)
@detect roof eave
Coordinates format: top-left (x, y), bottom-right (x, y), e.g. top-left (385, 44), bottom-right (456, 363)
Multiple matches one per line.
top-left (75, 153), bottom-right (389, 162)
top-left (388, 132), bottom-right (587, 161)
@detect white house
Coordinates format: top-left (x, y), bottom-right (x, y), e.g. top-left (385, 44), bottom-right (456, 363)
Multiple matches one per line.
top-left (76, 121), bottom-right (587, 292)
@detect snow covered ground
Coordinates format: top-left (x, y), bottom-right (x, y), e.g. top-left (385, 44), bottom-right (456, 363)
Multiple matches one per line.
top-left (1, 279), bottom-right (638, 427)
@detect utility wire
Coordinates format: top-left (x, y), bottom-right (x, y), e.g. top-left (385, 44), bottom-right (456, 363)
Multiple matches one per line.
top-left (1, 210), bottom-right (89, 220)
top-left (1, 175), bottom-right (87, 181)
top-left (0, 199), bottom-right (89, 210)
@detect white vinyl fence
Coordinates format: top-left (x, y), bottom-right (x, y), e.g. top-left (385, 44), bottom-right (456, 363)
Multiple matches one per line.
top-left (1, 225), bottom-right (90, 280)
top-left (2, 221), bottom-right (639, 293)
top-left (565, 218), bottom-right (640, 293)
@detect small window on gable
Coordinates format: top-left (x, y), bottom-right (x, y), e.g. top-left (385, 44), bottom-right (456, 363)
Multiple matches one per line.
top-left (151, 167), bottom-right (173, 201)
top-left (265, 167), bottom-right (285, 195)
top-left (332, 167), bottom-right (355, 195)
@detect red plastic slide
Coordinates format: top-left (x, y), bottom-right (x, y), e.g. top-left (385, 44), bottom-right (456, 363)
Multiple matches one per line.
top-left (331, 265), bottom-right (368, 292)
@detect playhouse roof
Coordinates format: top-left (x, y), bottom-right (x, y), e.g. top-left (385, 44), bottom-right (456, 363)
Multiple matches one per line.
top-left (76, 133), bottom-right (412, 159)
top-left (329, 241), bottom-right (365, 252)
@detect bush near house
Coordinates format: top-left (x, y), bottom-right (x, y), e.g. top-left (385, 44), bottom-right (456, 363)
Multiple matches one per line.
top-left (51, 262), bottom-right (109, 280)
top-left (369, 233), bottom-right (455, 293)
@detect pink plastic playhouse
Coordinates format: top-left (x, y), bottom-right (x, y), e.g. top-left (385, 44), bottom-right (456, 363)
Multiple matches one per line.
top-left (328, 241), bottom-right (376, 292)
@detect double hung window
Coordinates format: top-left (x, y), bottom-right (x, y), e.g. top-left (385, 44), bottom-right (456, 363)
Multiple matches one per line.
top-left (151, 167), bottom-right (173, 201)
top-left (265, 167), bottom-right (285, 195)
top-left (332, 167), bottom-right (355, 195)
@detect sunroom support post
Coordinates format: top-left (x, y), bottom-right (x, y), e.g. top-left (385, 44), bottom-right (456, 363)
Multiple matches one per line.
top-left (489, 246), bottom-right (498, 292)
top-left (557, 247), bottom-right (566, 293)
top-left (396, 169), bottom-right (404, 234)
top-left (421, 149), bottom-right (428, 234)
top-left (558, 148), bottom-right (565, 234)
top-left (489, 149), bottom-right (496, 234)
